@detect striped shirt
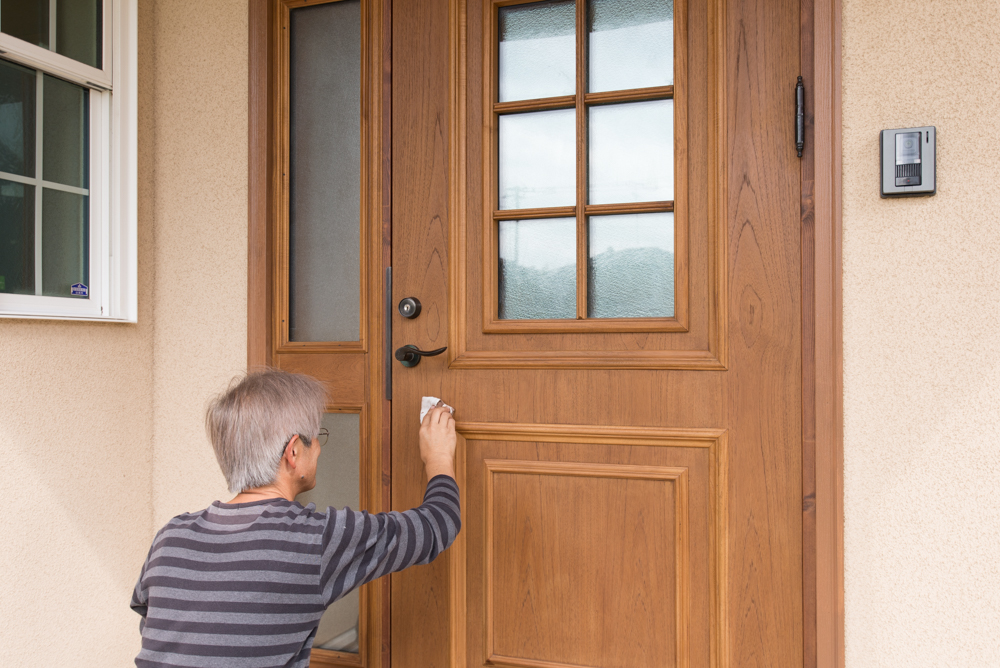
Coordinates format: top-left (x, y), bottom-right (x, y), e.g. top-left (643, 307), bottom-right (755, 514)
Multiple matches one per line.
top-left (131, 475), bottom-right (460, 667)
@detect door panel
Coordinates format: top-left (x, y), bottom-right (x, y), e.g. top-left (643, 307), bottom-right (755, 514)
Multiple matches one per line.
top-left (391, 1), bottom-right (801, 668)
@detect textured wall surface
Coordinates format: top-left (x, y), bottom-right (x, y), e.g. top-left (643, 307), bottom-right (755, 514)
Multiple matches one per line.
top-left (147, 0), bottom-right (248, 529)
top-left (0, 6), bottom-right (157, 663)
top-left (842, 1), bottom-right (1000, 665)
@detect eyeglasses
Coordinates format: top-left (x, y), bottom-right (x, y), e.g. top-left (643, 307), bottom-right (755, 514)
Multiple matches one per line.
top-left (286, 427), bottom-right (330, 449)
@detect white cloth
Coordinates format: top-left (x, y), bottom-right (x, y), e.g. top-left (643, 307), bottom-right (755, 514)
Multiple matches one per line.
top-left (420, 396), bottom-right (454, 424)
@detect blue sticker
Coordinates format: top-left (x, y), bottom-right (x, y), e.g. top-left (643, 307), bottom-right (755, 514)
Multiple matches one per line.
top-left (71, 283), bottom-right (89, 297)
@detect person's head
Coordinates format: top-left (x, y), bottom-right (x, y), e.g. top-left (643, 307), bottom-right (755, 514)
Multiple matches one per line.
top-left (206, 369), bottom-right (327, 494)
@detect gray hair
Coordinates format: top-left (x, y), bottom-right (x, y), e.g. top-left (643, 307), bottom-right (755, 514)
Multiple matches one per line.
top-left (206, 369), bottom-right (327, 494)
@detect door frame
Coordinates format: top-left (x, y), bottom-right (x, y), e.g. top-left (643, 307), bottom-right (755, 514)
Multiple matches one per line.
top-left (245, 0), bottom-right (844, 666)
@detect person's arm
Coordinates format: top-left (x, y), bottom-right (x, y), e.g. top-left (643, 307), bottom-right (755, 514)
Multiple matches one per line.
top-left (130, 537), bottom-right (157, 632)
top-left (318, 406), bottom-right (458, 605)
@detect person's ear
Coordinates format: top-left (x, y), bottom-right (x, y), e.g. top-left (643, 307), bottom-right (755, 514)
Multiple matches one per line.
top-left (284, 435), bottom-right (301, 469)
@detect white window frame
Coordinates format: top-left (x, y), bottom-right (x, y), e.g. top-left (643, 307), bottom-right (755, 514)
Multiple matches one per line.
top-left (0, 0), bottom-right (137, 321)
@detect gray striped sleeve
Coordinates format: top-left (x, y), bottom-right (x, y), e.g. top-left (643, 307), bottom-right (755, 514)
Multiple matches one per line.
top-left (319, 475), bottom-right (460, 605)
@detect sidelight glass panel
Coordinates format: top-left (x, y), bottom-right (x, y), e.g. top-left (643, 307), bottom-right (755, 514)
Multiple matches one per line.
top-left (288, 0), bottom-right (361, 342)
top-left (589, 99), bottom-right (673, 204)
top-left (588, 212), bottom-right (673, 318)
top-left (0, 59), bottom-right (36, 178)
top-left (298, 413), bottom-right (361, 654)
top-left (0, 0), bottom-right (102, 68)
top-left (41, 188), bottom-right (88, 298)
top-left (499, 109), bottom-right (575, 210)
top-left (588, 0), bottom-right (673, 93)
top-left (0, 179), bottom-right (34, 295)
top-left (499, 218), bottom-right (576, 319)
top-left (499, 0), bottom-right (575, 102)
top-left (43, 75), bottom-right (89, 189)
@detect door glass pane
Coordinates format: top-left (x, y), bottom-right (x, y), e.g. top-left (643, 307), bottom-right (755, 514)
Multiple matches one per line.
top-left (288, 0), bottom-right (361, 342)
top-left (43, 75), bottom-right (89, 189)
top-left (56, 0), bottom-right (102, 69)
top-left (499, 218), bottom-right (576, 319)
top-left (499, 109), bottom-right (575, 210)
top-left (297, 413), bottom-right (361, 654)
top-left (588, 0), bottom-right (673, 93)
top-left (499, 0), bottom-right (575, 102)
top-left (589, 99), bottom-right (673, 204)
top-left (588, 212), bottom-right (673, 318)
top-left (0, 0), bottom-right (49, 49)
top-left (0, 179), bottom-right (34, 294)
top-left (41, 188), bottom-right (88, 298)
top-left (0, 59), bottom-right (36, 178)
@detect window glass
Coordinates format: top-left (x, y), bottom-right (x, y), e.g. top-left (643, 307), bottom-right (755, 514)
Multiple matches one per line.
top-left (297, 413), bottom-right (361, 654)
top-left (0, 64), bottom-right (89, 298)
top-left (0, 0), bottom-right (102, 68)
top-left (499, 218), bottom-right (576, 319)
top-left (498, 109), bottom-right (575, 210)
top-left (588, 212), bottom-right (673, 318)
top-left (589, 99), bottom-right (673, 204)
top-left (288, 0), bottom-right (361, 342)
top-left (499, 0), bottom-right (575, 102)
top-left (588, 0), bottom-right (673, 92)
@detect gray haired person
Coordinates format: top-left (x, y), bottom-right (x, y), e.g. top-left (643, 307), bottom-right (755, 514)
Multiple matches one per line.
top-left (130, 369), bottom-right (459, 667)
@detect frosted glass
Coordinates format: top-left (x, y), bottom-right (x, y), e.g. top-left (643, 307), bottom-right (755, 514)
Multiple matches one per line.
top-left (43, 75), bottom-right (89, 189)
top-left (588, 0), bottom-right (673, 92)
top-left (288, 0), bottom-right (361, 342)
top-left (499, 109), bottom-right (575, 210)
top-left (41, 188), bottom-right (88, 298)
top-left (0, 179), bottom-right (34, 294)
top-left (588, 212), bottom-right (673, 318)
top-left (499, 0), bottom-right (575, 102)
top-left (298, 413), bottom-right (361, 654)
top-left (589, 99), bottom-right (673, 204)
top-left (0, 60), bottom-right (36, 178)
top-left (56, 0), bottom-right (102, 69)
top-left (499, 218), bottom-right (576, 319)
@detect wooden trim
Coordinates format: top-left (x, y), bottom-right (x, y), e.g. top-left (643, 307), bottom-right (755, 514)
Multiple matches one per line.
top-left (573, 0), bottom-right (586, 320)
top-left (802, 0), bottom-right (844, 666)
top-left (493, 95), bottom-right (575, 114)
top-left (584, 85), bottom-right (673, 105)
top-left (248, 0), bottom-right (272, 370)
top-left (272, 0), bottom-right (371, 356)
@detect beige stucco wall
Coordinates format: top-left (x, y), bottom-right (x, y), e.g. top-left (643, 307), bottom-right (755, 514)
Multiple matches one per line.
top-left (0, 1), bottom-right (248, 664)
top-left (842, 0), bottom-right (1000, 665)
top-left (146, 0), bottom-right (247, 529)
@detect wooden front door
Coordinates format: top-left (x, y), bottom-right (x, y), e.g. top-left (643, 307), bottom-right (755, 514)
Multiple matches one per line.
top-left (390, 0), bottom-right (802, 667)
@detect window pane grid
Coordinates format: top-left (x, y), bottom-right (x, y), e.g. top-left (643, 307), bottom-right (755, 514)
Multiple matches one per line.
top-left (493, 0), bottom-right (675, 321)
top-left (0, 61), bottom-right (89, 299)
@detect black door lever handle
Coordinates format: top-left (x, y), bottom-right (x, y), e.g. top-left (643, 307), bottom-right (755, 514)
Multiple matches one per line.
top-left (394, 345), bottom-right (447, 368)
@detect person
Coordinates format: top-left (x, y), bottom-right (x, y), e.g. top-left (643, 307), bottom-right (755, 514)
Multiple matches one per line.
top-left (130, 369), bottom-right (459, 667)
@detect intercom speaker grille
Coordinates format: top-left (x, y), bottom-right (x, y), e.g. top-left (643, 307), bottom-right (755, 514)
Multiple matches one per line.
top-left (895, 163), bottom-right (921, 178)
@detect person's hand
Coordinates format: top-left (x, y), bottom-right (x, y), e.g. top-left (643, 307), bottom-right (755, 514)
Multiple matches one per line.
top-left (419, 404), bottom-right (456, 480)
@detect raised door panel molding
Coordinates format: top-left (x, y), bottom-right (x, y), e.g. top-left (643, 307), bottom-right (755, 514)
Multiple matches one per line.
top-left (485, 460), bottom-right (690, 668)
top-left (451, 423), bottom-right (728, 668)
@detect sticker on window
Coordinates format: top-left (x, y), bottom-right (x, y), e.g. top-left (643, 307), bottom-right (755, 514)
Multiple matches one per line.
top-left (71, 283), bottom-right (89, 297)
